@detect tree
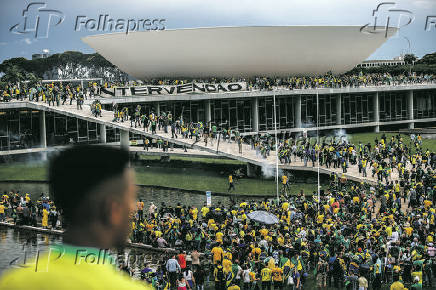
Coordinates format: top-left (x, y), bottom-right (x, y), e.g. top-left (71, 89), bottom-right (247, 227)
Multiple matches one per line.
top-left (404, 54), bottom-right (417, 65)
top-left (0, 51), bottom-right (123, 81)
top-left (0, 65), bottom-right (26, 83)
top-left (417, 52), bottom-right (436, 65)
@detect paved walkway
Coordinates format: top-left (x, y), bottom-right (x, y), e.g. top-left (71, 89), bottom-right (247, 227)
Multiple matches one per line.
top-left (20, 99), bottom-right (413, 185)
top-left (0, 143), bottom-right (219, 159)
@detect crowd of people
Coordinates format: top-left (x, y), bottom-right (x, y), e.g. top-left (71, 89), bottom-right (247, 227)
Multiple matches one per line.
top-left (115, 72), bottom-right (435, 91)
top-left (111, 133), bottom-right (435, 290)
top-left (2, 73), bottom-right (436, 289)
top-left (125, 169), bottom-right (436, 290)
top-left (13, 72), bottom-right (432, 96)
top-left (110, 103), bottom-right (244, 152)
top-left (0, 81), bottom-right (101, 103)
top-left (1, 133), bottom-right (436, 289)
top-left (0, 191), bottom-right (60, 229)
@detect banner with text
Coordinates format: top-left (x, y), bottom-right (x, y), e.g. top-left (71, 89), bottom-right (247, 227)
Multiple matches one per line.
top-left (131, 82), bottom-right (247, 96)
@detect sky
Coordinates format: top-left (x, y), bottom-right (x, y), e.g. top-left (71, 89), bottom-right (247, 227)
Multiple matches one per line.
top-left (0, 0), bottom-right (435, 64)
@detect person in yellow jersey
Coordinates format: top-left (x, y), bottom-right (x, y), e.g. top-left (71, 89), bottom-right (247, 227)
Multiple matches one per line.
top-left (0, 145), bottom-right (150, 290)
top-left (227, 283), bottom-right (240, 290)
top-left (261, 264), bottom-right (272, 290)
top-left (41, 207), bottom-right (49, 228)
top-left (390, 275), bottom-right (407, 290)
top-left (281, 174), bottom-right (289, 194)
top-left (0, 202), bottom-right (5, 222)
top-left (211, 243), bottom-right (224, 265)
top-left (228, 174), bottom-right (235, 192)
top-left (271, 265), bottom-right (283, 290)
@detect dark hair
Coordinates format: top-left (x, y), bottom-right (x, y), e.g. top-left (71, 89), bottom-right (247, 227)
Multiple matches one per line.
top-left (49, 145), bottom-right (129, 224)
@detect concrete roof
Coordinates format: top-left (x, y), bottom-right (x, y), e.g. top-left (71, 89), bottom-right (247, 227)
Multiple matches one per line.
top-left (82, 26), bottom-right (397, 79)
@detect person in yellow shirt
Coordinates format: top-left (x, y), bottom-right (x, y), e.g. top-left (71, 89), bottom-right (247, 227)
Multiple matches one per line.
top-left (227, 284), bottom-right (240, 290)
top-left (201, 205), bottom-right (209, 218)
top-left (0, 203), bottom-right (5, 222)
top-left (41, 208), bottom-right (49, 228)
top-left (261, 265), bottom-right (272, 290)
top-left (136, 200), bottom-right (144, 221)
top-left (211, 245), bottom-right (224, 264)
top-left (216, 231), bottom-right (224, 243)
top-left (353, 196), bottom-right (360, 204)
top-left (228, 175), bottom-right (235, 192)
top-left (259, 228), bottom-right (268, 237)
top-left (222, 257), bottom-right (232, 272)
top-left (317, 213), bottom-right (324, 224)
top-left (0, 146), bottom-right (150, 290)
top-left (251, 246), bottom-right (261, 261)
top-left (191, 207), bottom-right (198, 220)
top-left (390, 278), bottom-right (407, 290)
top-left (272, 266), bottom-right (283, 289)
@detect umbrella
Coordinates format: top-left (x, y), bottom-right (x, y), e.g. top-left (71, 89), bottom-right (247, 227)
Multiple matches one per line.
top-left (247, 210), bottom-right (279, 225)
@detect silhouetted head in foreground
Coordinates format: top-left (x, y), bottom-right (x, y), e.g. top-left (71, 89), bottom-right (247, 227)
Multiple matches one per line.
top-left (49, 145), bottom-right (136, 249)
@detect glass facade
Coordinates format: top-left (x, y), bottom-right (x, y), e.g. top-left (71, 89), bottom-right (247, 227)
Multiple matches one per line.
top-left (414, 90), bottom-right (436, 119)
top-left (45, 111), bottom-right (100, 146)
top-left (301, 95), bottom-right (337, 127)
top-left (258, 96), bottom-right (294, 131)
top-left (379, 91), bottom-right (409, 121)
top-left (1, 88), bottom-right (436, 151)
top-left (0, 110), bottom-right (40, 150)
top-left (341, 94), bottom-right (373, 125)
top-left (210, 99), bottom-right (252, 131)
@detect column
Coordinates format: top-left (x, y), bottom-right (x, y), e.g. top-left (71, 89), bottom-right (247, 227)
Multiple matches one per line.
top-left (336, 94), bottom-right (342, 125)
top-left (251, 97), bottom-right (259, 132)
top-left (408, 90), bottom-right (414, 129)
top-left (39, 111), bottom-right (47, 148)
top-left (205, 100), bottom-right (211, 125)
top-left (295, 95), bottom-right (302, 128)
top-left (120, 130), bottom-right (129, 150)
top-left (80, 80), bottom-right (84, 89)
top-left (99, 124), bottom-right (107, 144)
top-left (246, 163), bottom-right (257, 178)
top-left (156, 102), bottom-right (160, 115)
top-left (373, 92), bottom-right (380, 133)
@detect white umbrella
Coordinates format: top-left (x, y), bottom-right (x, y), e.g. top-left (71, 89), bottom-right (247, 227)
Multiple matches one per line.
top-left (247, 210), bottom-right (279, 225)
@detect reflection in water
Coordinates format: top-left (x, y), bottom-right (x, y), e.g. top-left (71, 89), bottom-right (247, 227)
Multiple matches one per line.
top-left (0, 227), bottom-right (62, 274)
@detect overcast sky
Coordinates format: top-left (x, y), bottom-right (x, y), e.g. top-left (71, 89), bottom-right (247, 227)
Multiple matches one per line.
top-left (0, 0), bottom-right (435, 63)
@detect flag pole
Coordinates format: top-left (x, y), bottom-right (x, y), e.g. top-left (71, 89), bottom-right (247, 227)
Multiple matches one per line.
top-left (273, 92), bottom-right (279, 202)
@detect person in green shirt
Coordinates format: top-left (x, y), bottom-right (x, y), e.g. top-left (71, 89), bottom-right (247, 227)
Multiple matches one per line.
top-left (0, 146), bottom-right (150, 290)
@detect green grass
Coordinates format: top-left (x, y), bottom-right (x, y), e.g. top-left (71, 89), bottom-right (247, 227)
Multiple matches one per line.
top-left (0, 163), bottom-right (47, 181)
top-left (0, 162), bottom-right (319, 196)
top-left (135, 166), bottom-right (319, 196)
